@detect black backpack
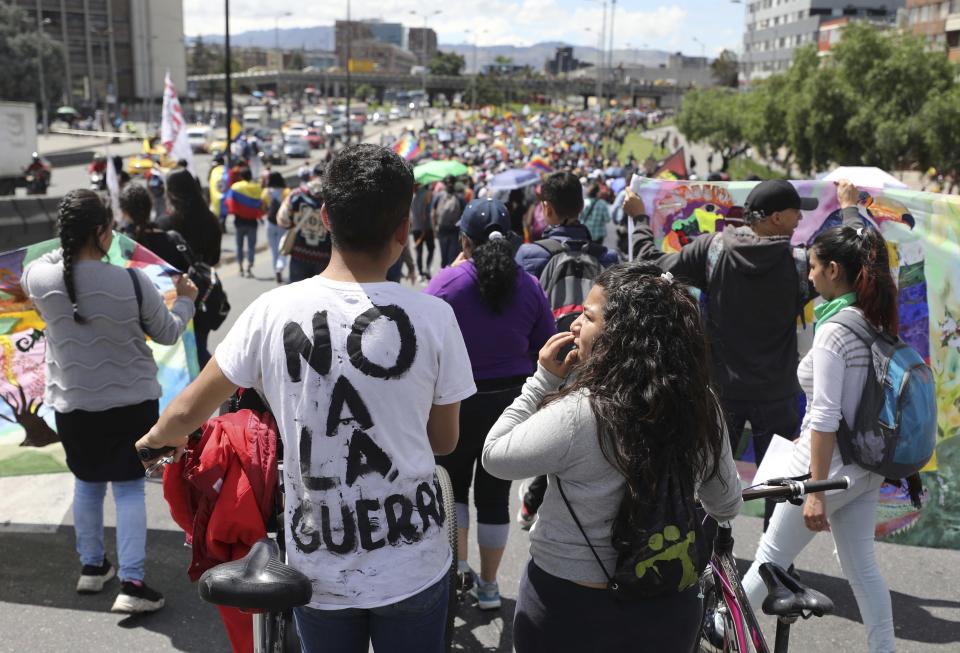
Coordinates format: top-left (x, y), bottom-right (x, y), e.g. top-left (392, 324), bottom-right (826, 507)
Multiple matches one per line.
top-left (167, 231), bottom-right (231, 331)
top-left (557, 462), bottom-right (711, 601)
top-left (536, 238), bottom-right (606, 331)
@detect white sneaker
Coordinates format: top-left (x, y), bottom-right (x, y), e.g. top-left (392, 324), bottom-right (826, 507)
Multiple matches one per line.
top-left (76, 559), bottom-right (115, 594)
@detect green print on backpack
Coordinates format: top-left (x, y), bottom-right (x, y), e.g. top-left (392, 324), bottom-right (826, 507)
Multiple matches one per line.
top-left (633, 524), bottom-right (700, 592)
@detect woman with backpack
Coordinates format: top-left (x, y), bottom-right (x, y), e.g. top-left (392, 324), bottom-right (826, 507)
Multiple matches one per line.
top-left (21, 189), bottom-right (197, 615)
top-left (426, 198), bottom-right (556, 612)
top-left (741, 225), bottom-right (898, 653)
top-left (262, 171), bottom-right (290, 284)
top-left (482, 263), bottom-right (741, 652)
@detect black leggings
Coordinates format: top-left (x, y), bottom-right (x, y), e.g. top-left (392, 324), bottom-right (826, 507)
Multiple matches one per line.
top-left (514, 559), bottom-right (702, 653)
top-left (412, 229), bottom-right (435, 275)
top-left (436, 379), bottom-right (524, 525)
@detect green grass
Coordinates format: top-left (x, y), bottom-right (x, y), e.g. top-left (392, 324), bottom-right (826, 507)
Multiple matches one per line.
top-left (611, 130), bottom-right (669, 165)
top-left (0, 449), bottom-right (68, 477)
top-left (726, 157), bottom-right (783, 181)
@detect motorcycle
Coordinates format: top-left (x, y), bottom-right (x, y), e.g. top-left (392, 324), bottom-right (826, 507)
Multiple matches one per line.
top-left (24, 164), bottom-right (51, 195)
top-left (89, 171), bottom-right (106, 191)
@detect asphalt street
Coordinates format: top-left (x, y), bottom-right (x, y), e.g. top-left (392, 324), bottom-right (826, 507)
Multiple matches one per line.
top-left (2, 239), bottom-right (959, 652)
top-left (30, 113), bottom-right (434, 199)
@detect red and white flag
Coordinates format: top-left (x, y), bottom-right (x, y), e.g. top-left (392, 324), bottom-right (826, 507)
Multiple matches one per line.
top-left (161, 70), bottom-right (193, 172)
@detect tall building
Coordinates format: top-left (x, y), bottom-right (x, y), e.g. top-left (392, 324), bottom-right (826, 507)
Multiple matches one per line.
top-left (11, 0), bottom-right (186, 106)
top-left (363, 20), bottom-right (404, 48)
top-left (408, 27), bottom-right (438, 66)
top-left (334, 20), bottom-right (374, 68)
top-left (905, 0), bottom-right (960, 60)
top-left (740, 0), bottom-right (904, 81)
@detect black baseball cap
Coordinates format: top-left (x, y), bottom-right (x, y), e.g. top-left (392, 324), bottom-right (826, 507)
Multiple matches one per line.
top-left (744, 180), bottom-right (818, 221)
top-left (458, 198), bottom-right (510, 244)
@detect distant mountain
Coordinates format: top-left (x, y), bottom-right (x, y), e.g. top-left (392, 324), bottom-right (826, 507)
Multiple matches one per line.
top-left (187, 28), bottom-right (672, 72)
top-left (189, 26), bottom-right (334, 51)
top-left (439, 42), bottom-right (671, 73)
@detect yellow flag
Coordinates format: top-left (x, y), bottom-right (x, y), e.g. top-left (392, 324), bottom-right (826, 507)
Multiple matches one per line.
top-left (230, 119), bottom-right (242, 140)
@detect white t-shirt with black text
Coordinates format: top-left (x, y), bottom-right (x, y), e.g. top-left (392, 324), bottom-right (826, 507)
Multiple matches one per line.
top-left (216, 276), bottom-right (476, 609)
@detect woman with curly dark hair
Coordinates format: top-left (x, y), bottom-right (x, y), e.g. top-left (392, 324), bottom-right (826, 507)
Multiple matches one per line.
top-left (483, 263), bottom-right (741, 652)
top-left (425, 197), bottom-right (555, 611)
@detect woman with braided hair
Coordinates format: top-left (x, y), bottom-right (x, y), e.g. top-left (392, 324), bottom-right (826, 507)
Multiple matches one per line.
top-left (21, 189), bottom-right (197, 614)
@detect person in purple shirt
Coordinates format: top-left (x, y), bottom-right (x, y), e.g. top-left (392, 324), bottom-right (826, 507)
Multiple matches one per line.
top-left (426, 197), bottom-right (556, 612)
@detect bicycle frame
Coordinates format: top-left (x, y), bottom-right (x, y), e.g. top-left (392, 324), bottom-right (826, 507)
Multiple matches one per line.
top-left (707, 522), bottom-right (770, 653)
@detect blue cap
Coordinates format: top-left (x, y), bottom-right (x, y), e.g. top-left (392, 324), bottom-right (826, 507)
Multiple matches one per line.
top-left (458, 197), bottom-right (511, 244)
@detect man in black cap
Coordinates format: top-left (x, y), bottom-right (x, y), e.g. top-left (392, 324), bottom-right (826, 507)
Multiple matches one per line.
top-left (625, 179), bottom-right (862, 524)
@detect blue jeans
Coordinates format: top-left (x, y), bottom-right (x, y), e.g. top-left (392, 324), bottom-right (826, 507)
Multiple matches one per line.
top-left (234, 219), bottom-right (258, 267)
top-left (293, 577), bottom-right (449, 653)
top-left (266, 221), bottom-right (288, 273)
top-left (74, 477), bottom-right (146, 582)
top-left (437, 229), bottom-right (461, 268)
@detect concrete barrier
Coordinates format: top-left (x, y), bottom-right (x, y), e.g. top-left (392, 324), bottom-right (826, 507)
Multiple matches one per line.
top-left (0, 197), bottom-right (58, 251)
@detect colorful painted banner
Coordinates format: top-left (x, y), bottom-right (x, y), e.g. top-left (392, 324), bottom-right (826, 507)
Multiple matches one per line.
top-left (0, 233), bottom-right (199, 477)
top-left (633, 177), bottom-right (960, 550)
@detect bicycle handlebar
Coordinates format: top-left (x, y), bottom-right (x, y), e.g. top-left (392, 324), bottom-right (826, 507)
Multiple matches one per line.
top-left (742, 476), bottom-right (850, 502)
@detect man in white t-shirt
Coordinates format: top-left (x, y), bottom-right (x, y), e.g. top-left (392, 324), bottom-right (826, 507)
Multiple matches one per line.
top-left (135, 144), bottom-right (476, 652)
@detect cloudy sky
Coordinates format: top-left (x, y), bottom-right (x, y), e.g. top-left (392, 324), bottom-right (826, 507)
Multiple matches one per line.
top-left (183, 0), bottom-right (746, 56)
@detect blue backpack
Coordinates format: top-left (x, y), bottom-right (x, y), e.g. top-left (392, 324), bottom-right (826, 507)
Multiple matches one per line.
top-left (831, 311), bottom-right (937, 479)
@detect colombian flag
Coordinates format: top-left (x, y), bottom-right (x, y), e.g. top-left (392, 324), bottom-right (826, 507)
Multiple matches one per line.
top-left (527, 155), bottom-right (552, 173)
top-left (226, 180), bottom-right (264, 220)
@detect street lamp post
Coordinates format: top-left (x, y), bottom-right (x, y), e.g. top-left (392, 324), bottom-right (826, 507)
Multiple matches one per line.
top-left (25, 12), bottom-right (51, 134)
top-left (225, 0), bottom-right (233, 168)
top-left (274, 11), bottom-right (292, 111)
top-left (583, 0), bottom-right (606, 108)
top-left (464, 28), bottom-right (488, 108)
top-left (91, 27), bottom-right (114, 130)
top-left (410, 10), bottom-right (441, 107)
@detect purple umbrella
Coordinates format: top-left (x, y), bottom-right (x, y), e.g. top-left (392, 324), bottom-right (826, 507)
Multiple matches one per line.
top-left (489, 168), bottom-right (540, 191)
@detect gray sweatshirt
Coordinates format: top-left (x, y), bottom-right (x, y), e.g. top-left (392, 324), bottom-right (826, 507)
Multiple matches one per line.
top-left (482, 365), bottom-right (742, 585)
top-left (21, 250), bottom-right (195, 413)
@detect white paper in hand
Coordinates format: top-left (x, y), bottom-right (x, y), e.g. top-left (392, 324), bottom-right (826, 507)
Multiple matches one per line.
top-left (752, 434), bottom-right (796, 485)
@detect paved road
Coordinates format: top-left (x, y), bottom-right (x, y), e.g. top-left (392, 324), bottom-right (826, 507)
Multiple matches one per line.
top-left (2, 245), bottom-right (958, 651)
top-left (26, 114), bottom-right (434, 199)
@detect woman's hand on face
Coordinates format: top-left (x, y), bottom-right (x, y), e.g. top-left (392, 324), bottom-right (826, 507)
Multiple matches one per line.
top-left (538, 331), bottom-right (579, 379)
top-left (803, 493), bottom-right (830, 532)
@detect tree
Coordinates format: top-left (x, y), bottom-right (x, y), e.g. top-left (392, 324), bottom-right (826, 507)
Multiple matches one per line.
top-left (474, 74), bottom-right (505, 106)
top-left (711, 49), bottom-right (739, 88)
top-left (288, 49), bottom-right (305, 71)
top-left (353, 83), bottom-right (373, 101)
top-left (676, 87), bottom-right (747, 171)
top-left (0, 4), bottom-right (65, 110)
top-left (919, 85), bottom-right (960, 183)
top-left (189, 36), bottom-right (216, 75)
top-left (428, 51), bottom-right (465, 76)
top-left (493, 55), bottom-right (514, 66)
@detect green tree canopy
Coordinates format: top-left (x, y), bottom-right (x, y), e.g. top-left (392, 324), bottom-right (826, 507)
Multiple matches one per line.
top-left (676, 87), bottom-right (747, 171)
top-left (711, 49), bottom-right (739, 88)
top-left (428, 51), bottom-right (465, 76)
top-left (0, 4), bottom-right (65, 111)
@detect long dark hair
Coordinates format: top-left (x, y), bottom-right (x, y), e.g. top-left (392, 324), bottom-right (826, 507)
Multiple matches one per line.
top-left (545, 263), bottom-right (726, 535)
top-left (118, 183), bottom-right (153, 242)
top-left (812, 225), bottom-right (899, 336)
top-left (471, 234), bottom-right (518, 313)
top-left (165, 168), bottom-right (219, 251)
top-left (57, 189), bottom-right (112, 323)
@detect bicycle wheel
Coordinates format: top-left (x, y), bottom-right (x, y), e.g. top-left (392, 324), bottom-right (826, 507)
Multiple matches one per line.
top-left (435, 464), bottom-right (458, 652)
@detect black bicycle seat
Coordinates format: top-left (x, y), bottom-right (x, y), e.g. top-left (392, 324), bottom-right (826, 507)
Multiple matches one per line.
top-left (198, 538), bottom-right (313, 611)
top-left (758, 563), bottom-right (833, 619)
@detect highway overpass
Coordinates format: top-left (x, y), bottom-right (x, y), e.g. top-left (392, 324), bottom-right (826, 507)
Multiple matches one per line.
top-left (187, 69), bottom-right (685, 109)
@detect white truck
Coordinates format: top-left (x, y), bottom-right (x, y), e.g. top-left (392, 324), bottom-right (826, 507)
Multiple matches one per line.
top-left (0, 101), bottom-right (38, 196)
top-left (242, 105), bottom-right (268, 130)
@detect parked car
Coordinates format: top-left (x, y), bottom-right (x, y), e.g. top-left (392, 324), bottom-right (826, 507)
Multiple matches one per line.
top-left (306, 127), bottom-right (323, 148)
top-left (283, 134), bottom-right (310, 158)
